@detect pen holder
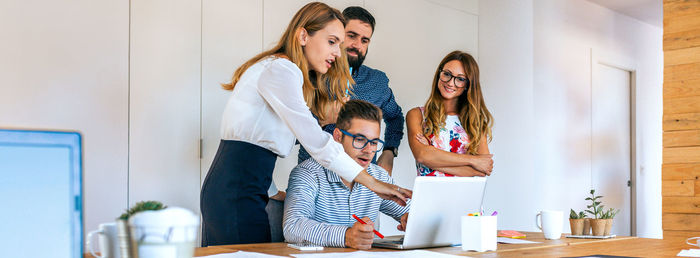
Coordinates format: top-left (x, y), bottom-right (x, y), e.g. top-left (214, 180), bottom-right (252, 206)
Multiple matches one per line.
top-left (461, 215), bottom-right (497, 252)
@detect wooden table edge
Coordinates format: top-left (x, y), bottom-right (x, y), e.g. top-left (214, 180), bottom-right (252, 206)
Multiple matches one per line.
top-left (486, 235), bottom-right (638, 254)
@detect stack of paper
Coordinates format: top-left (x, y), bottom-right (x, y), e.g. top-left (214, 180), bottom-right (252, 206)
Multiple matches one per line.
top-left (678, 249), bottom-right (700, 257)
top-left (291, 250), bottom-right (467, 258)
top-left (200, 251), bottom-right (287, 257)
top-left (497, 237), bottom-right (541, 244)
top-left (200, 250), bottom-right (467, 258)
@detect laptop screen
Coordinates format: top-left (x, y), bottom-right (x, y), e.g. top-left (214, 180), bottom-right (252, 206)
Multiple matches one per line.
top-left (0, 129), bottom-right (82, 257)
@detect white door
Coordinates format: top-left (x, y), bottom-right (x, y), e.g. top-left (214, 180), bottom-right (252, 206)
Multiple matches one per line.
top-left (591, 63), bottom-right (633, 236)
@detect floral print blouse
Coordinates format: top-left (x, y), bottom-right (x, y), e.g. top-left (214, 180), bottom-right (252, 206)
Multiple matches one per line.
top-left (416, 107), bottom-right (470, 177)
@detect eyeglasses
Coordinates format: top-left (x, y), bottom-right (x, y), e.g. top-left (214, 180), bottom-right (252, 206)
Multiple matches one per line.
top-left (439, 70), bottom-right (469, 88)
top-left (339, 129), bottom-right (385, 153)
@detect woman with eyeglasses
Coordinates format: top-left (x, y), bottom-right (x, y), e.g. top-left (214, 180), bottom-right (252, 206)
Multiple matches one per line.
top-left (200, 2), bottom-right (410, 246)
top-left (406, 50), bottom-right (495, 177)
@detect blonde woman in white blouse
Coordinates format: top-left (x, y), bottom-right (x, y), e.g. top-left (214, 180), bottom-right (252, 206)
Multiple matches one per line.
top-left (200, 2), bottom-right (411, 246)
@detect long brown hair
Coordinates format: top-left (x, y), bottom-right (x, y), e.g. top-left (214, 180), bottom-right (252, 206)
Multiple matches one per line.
top-left (423, 51), bottom-right (493, 154)
top-left (221, 2), bottom-right (353, 121)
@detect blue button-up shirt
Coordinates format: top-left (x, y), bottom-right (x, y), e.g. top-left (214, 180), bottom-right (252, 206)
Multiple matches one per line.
top-left (283, 159), bottom-right (410, 247)
top-left (297, 65), bottom-right (405, 163)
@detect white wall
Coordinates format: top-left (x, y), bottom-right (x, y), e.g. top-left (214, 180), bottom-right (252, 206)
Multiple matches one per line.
top-left (477, 0), bottom-right (538, 237)
top-left (0, 0), bottom-right (129, 239)
top-left (129, 0), bottom-right (201, 220)
top-left (1, 0), bottom-right (663, 244)
top-left (479, 0), bottom-right (663, 238)
top-left (129, 0), bottom-right (203, 220)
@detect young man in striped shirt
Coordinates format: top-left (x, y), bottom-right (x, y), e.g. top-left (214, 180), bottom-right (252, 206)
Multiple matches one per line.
top-left (283, 100), bottom-right (410, 250)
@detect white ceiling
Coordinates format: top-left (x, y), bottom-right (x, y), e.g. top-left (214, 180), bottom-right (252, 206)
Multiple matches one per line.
top-left (587, 0), bottom-right (662, 27)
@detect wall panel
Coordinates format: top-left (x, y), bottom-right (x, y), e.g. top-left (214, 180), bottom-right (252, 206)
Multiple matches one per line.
top-left (662, 0), bottom-right (700, 237)
top-left (663, 78), bottom-right (700, 99)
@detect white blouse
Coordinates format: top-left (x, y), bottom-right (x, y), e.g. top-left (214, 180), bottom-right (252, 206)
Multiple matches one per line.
top-left (220, 56), bottom-right (363, 183)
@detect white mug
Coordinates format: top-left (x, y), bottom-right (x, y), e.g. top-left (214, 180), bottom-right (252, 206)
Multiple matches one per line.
top-left (536, 210), bottom-right (563, 240)
top-left (87, 222), bottom-right (120, 258)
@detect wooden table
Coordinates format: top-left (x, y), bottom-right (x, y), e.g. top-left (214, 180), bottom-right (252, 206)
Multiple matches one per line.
top-left (193, 231), bottom-right (696, 257)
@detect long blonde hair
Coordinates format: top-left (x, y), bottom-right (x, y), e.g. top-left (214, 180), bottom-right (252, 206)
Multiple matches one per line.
top-left (423, 51), bottom-right (493, 154)
top-left (222, 2), bottom-right (353, 121)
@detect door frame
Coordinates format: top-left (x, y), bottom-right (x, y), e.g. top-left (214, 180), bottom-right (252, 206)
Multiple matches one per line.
top-left (590, 48), bottom-right (638, 236)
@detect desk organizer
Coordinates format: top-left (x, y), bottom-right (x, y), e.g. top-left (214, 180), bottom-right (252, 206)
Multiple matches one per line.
top-left (461, 215), bottom-right (497, 252)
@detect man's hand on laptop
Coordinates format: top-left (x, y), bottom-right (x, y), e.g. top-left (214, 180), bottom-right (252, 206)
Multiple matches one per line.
top-left (345, 217), bottom-right (375, 250)
top-left (397, 213), bottom-right (409, 231)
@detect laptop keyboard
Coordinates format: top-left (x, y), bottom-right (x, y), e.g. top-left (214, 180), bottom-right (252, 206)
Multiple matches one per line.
top-left (385, 237), bottom-right (405, 244)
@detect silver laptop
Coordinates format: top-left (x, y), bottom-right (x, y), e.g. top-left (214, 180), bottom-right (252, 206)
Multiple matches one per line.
top-left (373, 176), bottom-right (487, 249)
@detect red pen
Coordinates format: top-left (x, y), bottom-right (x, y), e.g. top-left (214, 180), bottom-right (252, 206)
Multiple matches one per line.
top-left (352, 214), bottom-right (384, 239)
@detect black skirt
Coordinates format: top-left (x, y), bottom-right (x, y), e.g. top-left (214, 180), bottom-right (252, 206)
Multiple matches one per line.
top-left (200, 140), bottom-right (277, 246)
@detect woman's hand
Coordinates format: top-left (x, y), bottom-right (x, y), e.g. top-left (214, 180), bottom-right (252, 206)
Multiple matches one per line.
top-left (415, 133), bottom-right (429, 145)
top-left (469, 154), bottom-right (494, 174)
top-left (354, 171), bottom-right (411, 206)
top-left (371, 180), bottom-right (412, 206)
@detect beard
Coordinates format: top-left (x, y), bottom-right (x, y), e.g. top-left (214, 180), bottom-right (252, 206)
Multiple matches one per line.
top-left (346, 47), bottom-right (367, 72)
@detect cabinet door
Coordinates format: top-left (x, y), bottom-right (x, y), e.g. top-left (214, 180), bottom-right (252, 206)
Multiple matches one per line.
top-left (129, 0), bottom-right (202, 213)
top-left (201, 0), bottom-right (263, 185)
top-left (0, 0), bottom-right (129, 239)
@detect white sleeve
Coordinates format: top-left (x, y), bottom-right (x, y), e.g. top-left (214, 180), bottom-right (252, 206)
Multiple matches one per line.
top-left (257, 60), bottom-right (363, 182)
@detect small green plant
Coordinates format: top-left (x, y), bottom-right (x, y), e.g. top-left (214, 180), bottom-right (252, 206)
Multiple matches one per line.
top-left (585, 189), bottom-right (605, 219)
top-left (600, 207), bottom-right (619, 219)
top-left (118, 200), bottom-right (167, 220)
top-left (570, 209), bottom-right (587, 219)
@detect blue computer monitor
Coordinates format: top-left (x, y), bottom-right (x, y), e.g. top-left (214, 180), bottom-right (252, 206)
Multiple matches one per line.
top-left (0, 129), bottom-right (83, 257)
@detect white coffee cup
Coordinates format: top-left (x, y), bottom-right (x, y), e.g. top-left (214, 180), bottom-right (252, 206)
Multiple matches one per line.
top-left (536, 210), bottom-right (563, 240)
top-left (87, 222), bottom-right (120, 258)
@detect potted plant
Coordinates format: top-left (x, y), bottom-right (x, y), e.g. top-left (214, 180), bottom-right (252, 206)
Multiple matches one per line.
top-left (116, 201), bottom-right (167, 258)
top-left (585, 189), bottom-right (607, 236)
top-left (600, 207), bottom-right (619, 236)
top-left (569, 209), bottom-right (586, 235)
top-left (582, 217), bottom-right (591, 235)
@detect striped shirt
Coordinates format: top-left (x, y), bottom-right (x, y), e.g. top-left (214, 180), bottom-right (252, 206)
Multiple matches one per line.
top-left (283, 159), bottom-right (410, 247)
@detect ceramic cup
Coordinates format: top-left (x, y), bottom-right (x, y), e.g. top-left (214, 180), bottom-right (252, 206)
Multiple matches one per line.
top-left (87, 222), bottom-right (120, 258)
top-left (536, 210), bottom-right (563, 240)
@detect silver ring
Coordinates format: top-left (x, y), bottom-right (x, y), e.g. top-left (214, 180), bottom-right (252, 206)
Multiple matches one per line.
top-left (397, 186), bottom-right (401, 192)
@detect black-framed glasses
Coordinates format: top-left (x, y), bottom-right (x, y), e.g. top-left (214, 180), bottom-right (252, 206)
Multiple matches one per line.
top-left (339, 129), bottom-right (385, 153)
top-left (439, 70), bottom-right (469, 88)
